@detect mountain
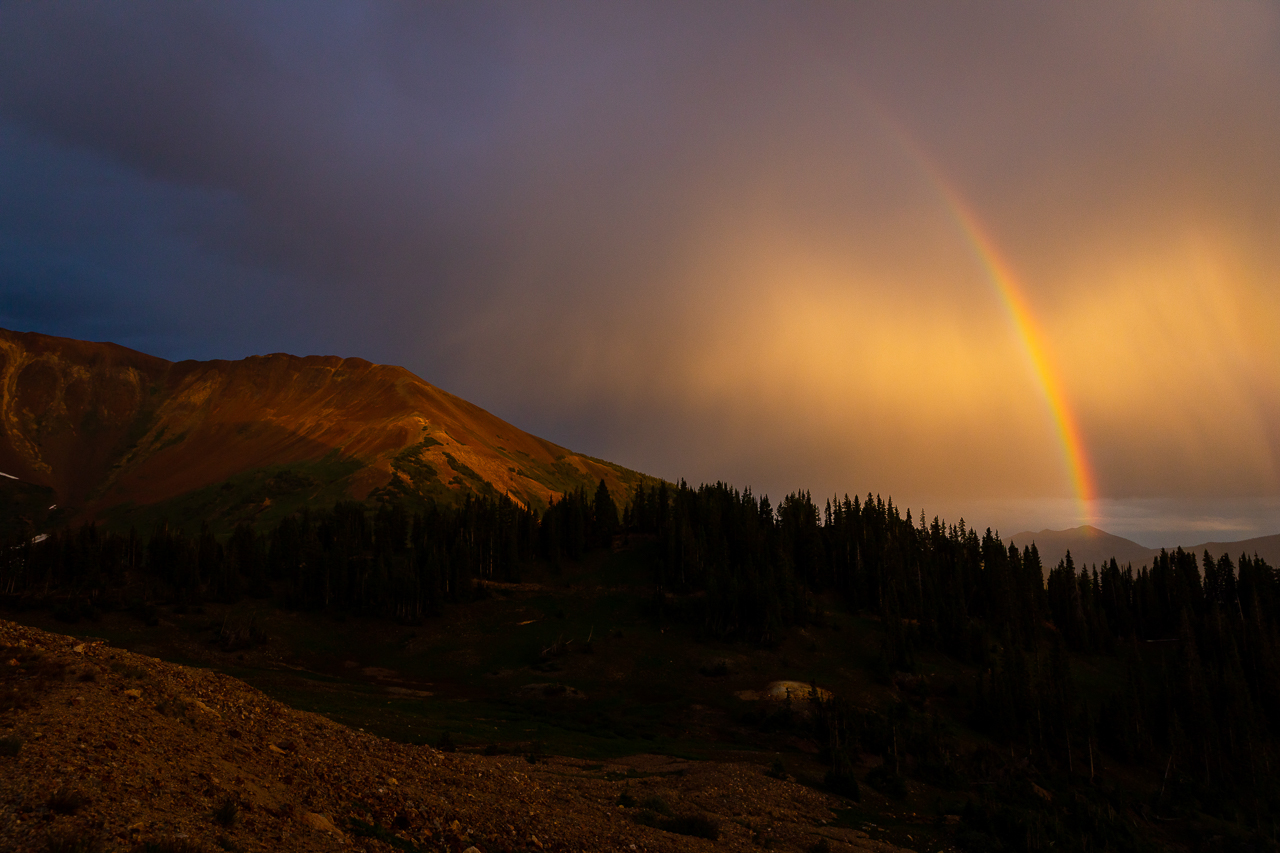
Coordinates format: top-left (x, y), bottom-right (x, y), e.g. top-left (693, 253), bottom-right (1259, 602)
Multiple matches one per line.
top-left (1006, 525), bottom-right (1157, 572)
top-left (1180, 532), bottom-right (1280, 569)
top-left (0, 328), bottom-right (654, 535)
top-left (1009, 524), bottom-right (1280, 572)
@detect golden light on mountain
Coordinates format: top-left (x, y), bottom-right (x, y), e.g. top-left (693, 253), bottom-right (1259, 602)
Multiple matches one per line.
top-left (0, 330), bottom-right (651, 530)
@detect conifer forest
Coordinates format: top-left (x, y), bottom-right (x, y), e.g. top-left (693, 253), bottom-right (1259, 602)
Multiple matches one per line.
top-left (5, 482), bottom-right (1280, 851)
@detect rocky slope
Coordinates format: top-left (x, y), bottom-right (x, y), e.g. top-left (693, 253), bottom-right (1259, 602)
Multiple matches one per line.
top-left (0, 619), bottom-right (911, 853)
top-left (0, 329), bottom-right (652, 534)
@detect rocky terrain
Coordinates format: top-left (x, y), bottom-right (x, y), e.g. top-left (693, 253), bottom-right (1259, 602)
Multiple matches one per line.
top-left (0, 619), bottom-right (916, 853)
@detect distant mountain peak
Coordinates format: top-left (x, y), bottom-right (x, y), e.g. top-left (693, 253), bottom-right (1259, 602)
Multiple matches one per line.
top-left (1009, 523), bottom-right (1280, 573)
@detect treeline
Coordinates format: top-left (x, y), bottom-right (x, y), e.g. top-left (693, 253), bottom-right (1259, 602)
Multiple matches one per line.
top-left (7, 479), bottom-right (1280, 839)
top-left (626, 482), bottom-right (1049, 651)
top-left (624, 480), bottom-right (1280, 840)
top-left (0, 483), bottom-right (624, 624)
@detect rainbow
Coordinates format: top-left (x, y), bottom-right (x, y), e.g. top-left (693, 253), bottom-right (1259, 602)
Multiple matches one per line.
top-left (875, 116), bottom-right (1097, 522)
top-left (936, 180), bottom-right (1097, 520)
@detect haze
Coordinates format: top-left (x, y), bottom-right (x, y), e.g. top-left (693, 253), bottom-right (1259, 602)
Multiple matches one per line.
top-left (2, 2), bottom-right (1277, 546)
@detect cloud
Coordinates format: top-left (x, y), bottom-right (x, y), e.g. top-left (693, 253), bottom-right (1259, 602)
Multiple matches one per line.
top-left (0, 1), bottom-right (1277, 529)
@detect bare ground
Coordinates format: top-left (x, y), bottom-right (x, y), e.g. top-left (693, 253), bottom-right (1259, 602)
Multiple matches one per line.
top-left (0, 619), bottom-right (917, 853)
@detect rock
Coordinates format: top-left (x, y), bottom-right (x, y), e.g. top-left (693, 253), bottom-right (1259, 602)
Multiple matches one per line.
top-left (301, 811), bottom-right (345, 838)
top-left (517, 682), bottom-right (587, 700)
top-left (763, 680), bottom-right (831, 702)
top-left (123, 689), bottom-right (142, 699)
top-left (182, 696), bottom-right (221, 718)
top-left (463, 848), bottom-right (481, 853)
top-left (268, 744), bottom-right (286, 755)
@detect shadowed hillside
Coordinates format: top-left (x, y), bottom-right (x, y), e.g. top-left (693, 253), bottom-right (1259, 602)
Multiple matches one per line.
top-left (0, 329), bottom-right (653, 535)
top-left (2, 619), bottom-right (902, 853)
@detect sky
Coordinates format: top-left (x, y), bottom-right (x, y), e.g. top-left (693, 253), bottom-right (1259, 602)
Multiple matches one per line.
top-left (2, 1), bottom-right (1278, 546)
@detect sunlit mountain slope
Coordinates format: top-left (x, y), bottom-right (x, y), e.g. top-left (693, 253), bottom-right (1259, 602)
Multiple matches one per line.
top-left (0, 329), bottom-right (652, 533)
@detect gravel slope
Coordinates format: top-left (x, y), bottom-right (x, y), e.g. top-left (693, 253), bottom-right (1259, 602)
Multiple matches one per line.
top-left (0, 620), bottom-right (912, 853)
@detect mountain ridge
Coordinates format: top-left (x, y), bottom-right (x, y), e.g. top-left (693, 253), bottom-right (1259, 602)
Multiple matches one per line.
top-left (1009, 524), bottom-right (1280, 572)
top-left (0, 328), bottom-right (654, 535)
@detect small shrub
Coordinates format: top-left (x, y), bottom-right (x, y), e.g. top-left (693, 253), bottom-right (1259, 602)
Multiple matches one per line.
top-left (346, 816), bottom-right (417, 850)
top-left (217, 614), bottom-right (269, 652)
top-left (868, 652), bottom-right (893, 686)
top-left (52, 599), bottom-right (99, 624)
top-left (77, 670), bottom-right (97, 682)
top-left (616, 792), bottom-right (636, 808)
top-left (0, 734), bottom-right (23, 756)
top-left (48, 786), bottom-right (90, 815)
top-left (212, 795), bottom-right (239, 828)
top-left (632, 809), bottom-right (719, 840)
top-left (109, 661), bottom-right (147, 680)
top-left (912, 759), bottom-right (964, 791)
top-left (866, 765), bottom-right (908, 800)
top-left (130, 602), bottom-right (160, 627)
top-left (640, 795), bottom-right (673, 816)
top-left (5, 649), bottom-right (68, 687)
top-left (435, 731), bottom-right (456, 753)
top-left (766, 758), bottom-right (788, 780)
top-left (955, 828), bottom-right (1004, 853)
top-left (824, 769), bottom-right (860, 800)
top-left (808, 839), bottom-right (832, 853)
top-left (155, 696), bottom-right (191, 720)
top-left (663, 814), bottom-right (720, 840)
top-left (699, 660), bottom-right (730, 677)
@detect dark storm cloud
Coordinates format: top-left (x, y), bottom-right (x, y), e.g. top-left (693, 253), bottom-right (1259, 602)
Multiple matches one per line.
top-left (0, 2), bottom-right (731, 359)
top-left (1, 1), bottom-right (1277, 536)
